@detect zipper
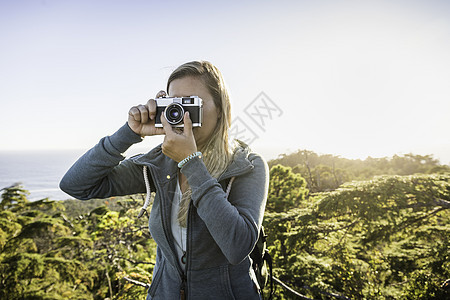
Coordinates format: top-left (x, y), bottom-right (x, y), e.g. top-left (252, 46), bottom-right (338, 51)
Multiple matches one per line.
top-left (181, 201), bottom-right (194, 299)
top-left (145, 164), bottom-right (187, 285)
top-left (177, 202), bottom-right (192, 300)
top-left (180, 275), bottom-right (186, 300)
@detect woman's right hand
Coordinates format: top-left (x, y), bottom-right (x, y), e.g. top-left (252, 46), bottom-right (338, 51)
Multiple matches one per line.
top-left (128, 90), bottom-right (166, 137)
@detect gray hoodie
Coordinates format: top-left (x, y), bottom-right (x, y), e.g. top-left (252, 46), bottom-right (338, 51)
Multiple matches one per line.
top-left (60, 124), bottom-right (269, 299)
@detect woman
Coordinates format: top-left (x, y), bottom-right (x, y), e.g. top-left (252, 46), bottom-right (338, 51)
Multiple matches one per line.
top-left (60, 61), bottom-right (269, 299)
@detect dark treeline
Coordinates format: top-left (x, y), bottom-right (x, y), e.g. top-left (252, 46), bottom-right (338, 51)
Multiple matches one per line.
top-left (269, 150), bottom-right (450, 192)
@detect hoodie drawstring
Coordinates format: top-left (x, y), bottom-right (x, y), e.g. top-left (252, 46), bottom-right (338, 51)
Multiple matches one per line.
top-left (138, 166), bottom-right (152, 218)
top-left (138, 166), bottom-right (236, 218)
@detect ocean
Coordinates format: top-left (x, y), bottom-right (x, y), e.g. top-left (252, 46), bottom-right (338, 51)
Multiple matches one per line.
top-left (0, 150), bottom-right (87, 201)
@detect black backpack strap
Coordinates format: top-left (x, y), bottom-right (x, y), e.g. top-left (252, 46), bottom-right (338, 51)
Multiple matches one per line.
top-left (264, 249), bottom-right (274, 300)
top-left (250, 233), bottom-right (263, 266)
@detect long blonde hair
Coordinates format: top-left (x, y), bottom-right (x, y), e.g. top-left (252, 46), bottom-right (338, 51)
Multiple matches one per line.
top-left (167, 61), bottom-right (233, 226)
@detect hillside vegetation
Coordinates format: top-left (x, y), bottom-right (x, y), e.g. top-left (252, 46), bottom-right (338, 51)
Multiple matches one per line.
top-left (0, 151), bottom-right (449, 299)
top-left (265, 165), bottom-right (449, 299)
top-left (269, 150), bottom-right (450, 192)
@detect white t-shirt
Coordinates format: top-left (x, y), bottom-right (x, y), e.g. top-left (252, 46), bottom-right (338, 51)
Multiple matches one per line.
top-left (171, 180), bottom-right (187, 272)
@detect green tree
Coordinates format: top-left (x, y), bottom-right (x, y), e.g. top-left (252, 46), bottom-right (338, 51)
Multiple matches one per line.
top-left (0, 185), bottom-right (156, 299)
top-left (0, 183), bottom-right (29, 211)
top-left (264, 174), bottom-right (450, 299)
top-left (267, 164), bottom-right (308, 213)
top-left (263, 165), bottom-right (312, 299)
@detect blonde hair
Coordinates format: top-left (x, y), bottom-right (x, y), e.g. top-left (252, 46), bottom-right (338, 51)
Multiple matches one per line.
top-left (167, 61), bottom-right (233, 226)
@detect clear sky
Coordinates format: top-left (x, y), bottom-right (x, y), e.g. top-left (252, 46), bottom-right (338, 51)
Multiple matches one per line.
top-left (1, 0), bottom-right (450, 164)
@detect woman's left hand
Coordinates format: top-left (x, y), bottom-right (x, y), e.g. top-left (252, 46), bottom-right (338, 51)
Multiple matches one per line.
top-left (161, 111), bottom-right (198, 162)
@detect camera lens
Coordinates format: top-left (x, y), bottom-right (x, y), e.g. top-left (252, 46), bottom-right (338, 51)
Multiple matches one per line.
top-left (164, 103), bottom-right (184, 125)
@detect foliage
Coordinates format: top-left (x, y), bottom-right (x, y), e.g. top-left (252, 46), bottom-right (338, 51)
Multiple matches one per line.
top-left (268, 165), bottom-right (308, 213)
top-left (269, 150), bottom-right (450, 192)
top-left (264, 170), bottom-right (450, 299)
top-left (1, 183), bottom-right (29, 211)
top-left (1, 164), bottom-right (449, 299)
top-left (0, 185), bottom-right (155, 300)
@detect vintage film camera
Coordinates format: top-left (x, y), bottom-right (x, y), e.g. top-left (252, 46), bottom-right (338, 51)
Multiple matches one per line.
top-left (155, 96), bottom-right (203, 128)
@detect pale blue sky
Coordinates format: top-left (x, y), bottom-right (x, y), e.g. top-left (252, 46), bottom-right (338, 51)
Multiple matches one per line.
top-left (1, 0), bottom-right (450, 164)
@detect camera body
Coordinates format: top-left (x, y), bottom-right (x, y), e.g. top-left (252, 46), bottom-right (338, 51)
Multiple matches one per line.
top-left (155, 96), bottom-right (203, 128)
